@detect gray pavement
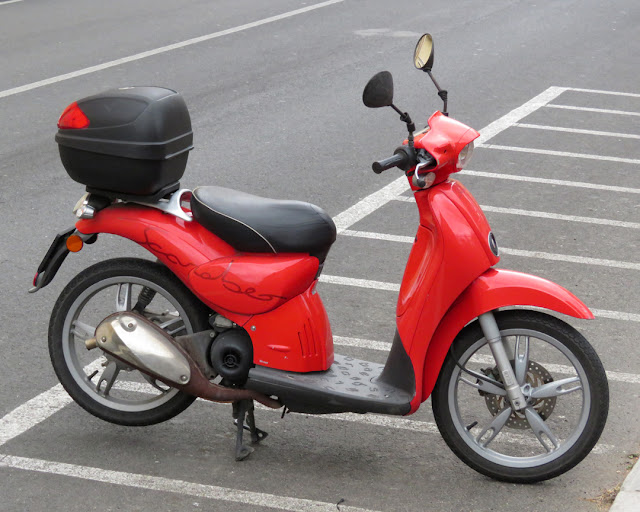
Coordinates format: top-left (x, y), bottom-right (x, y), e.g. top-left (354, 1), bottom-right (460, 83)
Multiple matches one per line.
top-left (1, 0), bottom-right (639, 510)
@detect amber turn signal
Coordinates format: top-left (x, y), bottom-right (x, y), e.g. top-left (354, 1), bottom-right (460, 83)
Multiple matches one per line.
top-left (66, 234), bottom-right (84, 252)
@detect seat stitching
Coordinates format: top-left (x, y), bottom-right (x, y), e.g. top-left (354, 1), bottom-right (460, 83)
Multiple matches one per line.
top-left (192, 189), bottom-right (276, 253)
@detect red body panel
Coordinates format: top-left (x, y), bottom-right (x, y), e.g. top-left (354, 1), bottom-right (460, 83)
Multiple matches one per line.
top-left (249, 283), bottom-right (334, 372)
top-left (419, 268), bottom-right (594, 406)
top-left (395, 180), bottom-right (499, 412)
top-left (190, 254), bottom-right (318, 315)
top-left (76, 204), bottom-right (331, 372)
top-left (411, 112), bottom-right (480, 187)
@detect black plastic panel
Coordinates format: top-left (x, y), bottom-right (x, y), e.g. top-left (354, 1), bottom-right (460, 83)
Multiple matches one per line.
top-left (245, 354), bottom-right (413, 415)
top-left (55, 87), bottom-right (192, 198)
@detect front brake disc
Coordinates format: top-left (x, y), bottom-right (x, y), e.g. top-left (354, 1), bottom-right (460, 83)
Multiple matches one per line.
top-left (483, 360), bottom-right (557, 429)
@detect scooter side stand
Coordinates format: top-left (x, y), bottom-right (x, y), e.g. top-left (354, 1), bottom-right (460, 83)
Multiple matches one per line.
top-left (232, 399), bottom-right (269, 461)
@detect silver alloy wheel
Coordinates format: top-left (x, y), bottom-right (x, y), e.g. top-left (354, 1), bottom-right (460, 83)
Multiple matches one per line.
top-left (61, 276), bottom-right (195, 412)
top-left (447, 328), bottom-right (591, 468)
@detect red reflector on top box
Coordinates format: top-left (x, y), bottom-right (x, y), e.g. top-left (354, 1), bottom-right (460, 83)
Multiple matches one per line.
top-left (55, 87), bottom-right (193, 200)
top-left (58, 102), bottom-right (90, 129)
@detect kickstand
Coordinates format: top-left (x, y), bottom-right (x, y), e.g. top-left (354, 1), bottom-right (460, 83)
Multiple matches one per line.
top-left (232, 400), bottom-right (268, 461)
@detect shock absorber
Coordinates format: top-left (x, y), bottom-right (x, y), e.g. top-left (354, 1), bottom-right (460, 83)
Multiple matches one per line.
top-left (133, 286), bottom-right (157, 313)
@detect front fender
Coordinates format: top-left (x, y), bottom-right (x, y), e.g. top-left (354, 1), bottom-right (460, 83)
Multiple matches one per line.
top-left (418, 268), bottom-right (593, 406)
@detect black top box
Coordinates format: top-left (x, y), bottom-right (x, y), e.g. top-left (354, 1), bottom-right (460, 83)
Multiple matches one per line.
top-left (56, 86), bottom-right (193, 200)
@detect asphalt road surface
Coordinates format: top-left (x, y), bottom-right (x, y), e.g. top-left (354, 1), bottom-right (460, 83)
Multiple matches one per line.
top-left (1, 0), bottom-right (639, 511)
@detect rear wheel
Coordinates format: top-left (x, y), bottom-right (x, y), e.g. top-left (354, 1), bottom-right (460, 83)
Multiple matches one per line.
top-left (432, 310), bottom-right (608, 482)
top-left (49, 258), bottom-right (210, 426)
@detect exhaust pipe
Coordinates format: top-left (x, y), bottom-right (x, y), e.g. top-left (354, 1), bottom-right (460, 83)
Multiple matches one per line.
top-left (91, 312), bottom-right (281, 409)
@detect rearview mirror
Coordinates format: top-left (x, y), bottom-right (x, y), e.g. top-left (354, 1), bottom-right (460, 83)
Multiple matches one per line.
top-left (362, 71), bottom-right (394, 108)
top-left (414, 33), bottom-right (434, 71)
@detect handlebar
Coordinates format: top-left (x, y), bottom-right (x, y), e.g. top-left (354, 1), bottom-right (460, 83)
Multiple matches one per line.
top-left (372, 152), bottom-right (408, 174)
top-left (372, 147), bottom-right (436, 175)
top-left (372, 146), bottom-right (418, 174)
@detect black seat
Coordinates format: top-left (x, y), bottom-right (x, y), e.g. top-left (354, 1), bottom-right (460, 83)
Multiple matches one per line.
top-left (190, 186), bottom-right (337, 262)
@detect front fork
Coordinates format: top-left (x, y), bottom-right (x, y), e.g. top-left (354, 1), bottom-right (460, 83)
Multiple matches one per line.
top-left (478, 311), bottom-right (527, 411)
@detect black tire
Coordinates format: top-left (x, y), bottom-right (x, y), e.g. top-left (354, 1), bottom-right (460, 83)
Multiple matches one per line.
top-left (432, 310), bottom-right (609, 483)
top-left (49, 258), bottom-right (211, 426)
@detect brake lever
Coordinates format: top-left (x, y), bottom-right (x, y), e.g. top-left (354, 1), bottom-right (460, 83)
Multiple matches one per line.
top-left (412, 154), bottom-right (435, 188)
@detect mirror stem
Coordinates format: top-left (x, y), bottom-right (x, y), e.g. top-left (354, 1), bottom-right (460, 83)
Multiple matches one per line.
top-left (390, 104), bottom-right (416, 148)
top-left (426, 70), bottom-right (448, 116)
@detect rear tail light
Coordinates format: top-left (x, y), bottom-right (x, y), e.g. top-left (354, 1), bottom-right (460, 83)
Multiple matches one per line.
top-left (58, 102), bottom-right (90, 129)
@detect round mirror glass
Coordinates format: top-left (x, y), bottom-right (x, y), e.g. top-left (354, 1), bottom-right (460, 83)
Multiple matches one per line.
top-left (414, 33), bottom-right (434, 71)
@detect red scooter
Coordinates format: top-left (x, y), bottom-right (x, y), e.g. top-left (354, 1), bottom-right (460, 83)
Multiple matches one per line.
top-left (33, 34), bottom-right (608, 483)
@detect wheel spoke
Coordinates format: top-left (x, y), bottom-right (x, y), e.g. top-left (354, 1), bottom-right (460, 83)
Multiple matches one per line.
top-left (158, 316), bottom-right (182, 330)
top-left (116, 283), bottom-right (133, 311)
top-left (158, 315), bottom-right (187, 336)
top-left (524, 406), bottom-right (559, 452)
top-left (96, 361), bottom-right (121, 396)
top-left (514, 335), bottom-right (530, 385)
top-left (460, 376), bottom-right (507, 396)
top-left (71, 320), bottom-right (96, 340)
top-left (530, 376), bottom-right (582, 399)
top-left (476, 406), bottom-right (512, 447)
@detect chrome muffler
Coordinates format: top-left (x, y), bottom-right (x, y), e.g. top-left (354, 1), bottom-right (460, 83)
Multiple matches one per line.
top-left (90, 312), bottom-right (280, 409)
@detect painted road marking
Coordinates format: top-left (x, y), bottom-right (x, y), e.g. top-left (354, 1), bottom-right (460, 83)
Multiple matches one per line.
top-left (477, 144), bottom-right (640, 165)
top-left (0, 0), bottom-right (24, 5)
top-left (333, 177), bottom-right (410, 232)
top-left (513, 123), bottom-right (640, 139)
top-left (0, 385), bottom-right (72, 448)
top-left (459, 170), bottom-right (640, 194)
top-left (0, 0), bottom-right (345, 99)
top-left (340, 229), bottom-right (640, 271)
top-left (565, 87), bottom-right (640, 98)
top-left (0, 455), bottom-right (379, 512)
top-left (318, 274), bottom-right (640, 323)
top-left (394, 196), bottom-right (640, 229)
top-left (475, 87), bottom-right (567, 145)
top-left (545, 104), bottom-right (640, 117)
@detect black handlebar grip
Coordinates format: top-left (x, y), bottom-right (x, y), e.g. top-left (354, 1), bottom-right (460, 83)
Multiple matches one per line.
top-left (372, 153), bottom-right (407, 174)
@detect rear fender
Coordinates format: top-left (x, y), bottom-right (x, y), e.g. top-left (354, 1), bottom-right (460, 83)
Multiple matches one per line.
top-left (417, 268), bottom-right (593, 408)
top-left (75, 204), bottom-right (252, 323)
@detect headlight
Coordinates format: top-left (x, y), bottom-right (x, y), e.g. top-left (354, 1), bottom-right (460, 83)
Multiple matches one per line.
top-left (457, 141), bottom-right (475, 170)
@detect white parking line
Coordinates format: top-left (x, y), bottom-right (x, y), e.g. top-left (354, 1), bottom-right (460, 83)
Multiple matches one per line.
top-left (393, 196), bottom-right (640, 229)
top-left (0, 385), bottom-right (71, 448)
top-left (545, 104), bottom-right (640, 117)
top-left (499, 247), bottom-right (640, 271)
top-left (339, 229), bottom-right (640, 270)
top-left (474, 87), bottom-right (566, 145)
top-left (332, 177), bottom-right (409, 232)
top-left (514, 123), bottom-right (640, 140)
top-left (318, 274), bottom-right (640, 323)
top-left (459, 170), bottom-right (640, 194)
top-left (0, 0), bottom-right (345, 99)
top-left (0, 455), bottom-right (379, 512)
top-left (565, 87), bottom-right (640, 98)
top-left (477, 144), bottom-right (640, 165)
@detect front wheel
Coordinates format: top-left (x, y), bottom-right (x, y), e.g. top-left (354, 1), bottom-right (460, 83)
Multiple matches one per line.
top-left (432, 310), bottom-right (608, 483)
